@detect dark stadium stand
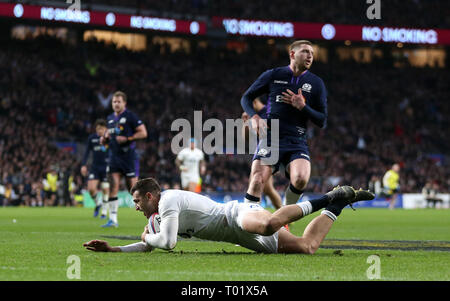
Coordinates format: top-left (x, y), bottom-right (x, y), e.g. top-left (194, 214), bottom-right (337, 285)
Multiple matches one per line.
top-left (0, 32), bottom-right (448, 207)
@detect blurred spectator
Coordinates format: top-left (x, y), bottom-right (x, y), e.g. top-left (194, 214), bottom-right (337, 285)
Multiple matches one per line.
top-left (422, 181), bottom-right (444, 209)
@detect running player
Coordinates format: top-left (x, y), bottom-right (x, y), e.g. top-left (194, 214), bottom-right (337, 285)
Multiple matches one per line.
top-left (240, 40), bottom-right (327, 207)
top-left (80, 119), bottom-right (110, 219)
top-left (83, 178), bottom-right (374, 254)
top-left (242, 98), bottom-right (282, 209)
top-left (101, 91), bottom-right (147, 227)
top-left (382, 163), bottom-right (400, 210)
top-left (175, 138), bottom-right (206, 192)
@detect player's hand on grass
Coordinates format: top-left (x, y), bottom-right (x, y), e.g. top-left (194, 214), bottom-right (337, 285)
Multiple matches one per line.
top-left (281, 88), bottom-right (306, 111)
top-left (250, 114), bottom-right (267, 137)
top-left (141, 225), bottom-right (149, 242)
top-left (83, 240), bottom-right (112, 252)
top-left (80, 166), bottom-right (88, 177)
top-left (115, 136), bottom-right (128, 144)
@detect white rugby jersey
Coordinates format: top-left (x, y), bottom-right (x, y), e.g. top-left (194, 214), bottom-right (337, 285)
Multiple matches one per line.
top-left (144, 190), bottom-right (242, 250)
top-left (177, 148), bottom-right (204, 177)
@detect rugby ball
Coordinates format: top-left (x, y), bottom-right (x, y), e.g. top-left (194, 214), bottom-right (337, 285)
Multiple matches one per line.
top-left (148, 213), bottom-right (161, 234)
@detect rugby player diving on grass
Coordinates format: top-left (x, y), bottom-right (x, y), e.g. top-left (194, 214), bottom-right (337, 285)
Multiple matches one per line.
top-left (83, 178), bottom-right (374, 254)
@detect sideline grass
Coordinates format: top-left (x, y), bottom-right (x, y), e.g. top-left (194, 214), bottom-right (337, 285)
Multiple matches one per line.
top-left (0, 207), bottom-right (449, 281)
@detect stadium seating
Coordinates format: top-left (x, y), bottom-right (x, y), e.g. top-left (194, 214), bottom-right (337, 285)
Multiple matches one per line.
top-left (0, 33), bottom-right (448, 205)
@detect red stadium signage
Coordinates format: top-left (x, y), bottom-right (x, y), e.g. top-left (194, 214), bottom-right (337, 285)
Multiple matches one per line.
top-left (213, 17), bottom-right (450, 45)
top-left (0, 3), bottom-right (206, 35)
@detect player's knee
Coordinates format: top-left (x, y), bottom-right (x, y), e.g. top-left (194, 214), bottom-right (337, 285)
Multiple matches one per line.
top-left (262, 216), bottom-right (281, 236)
top-left (291, 175), bottom-right (308, 191)
top-left (303, 241), bottom-right (319, 255)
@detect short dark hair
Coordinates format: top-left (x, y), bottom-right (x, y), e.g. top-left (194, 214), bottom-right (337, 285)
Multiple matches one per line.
top-left (94, 119), bottom-right (107, 128)
top-left (289, 40), bottom-right (313, 52)
top-left (113, 91), bottom-right (127, 102)
top-left (130, 178), bottom-right (161, 197)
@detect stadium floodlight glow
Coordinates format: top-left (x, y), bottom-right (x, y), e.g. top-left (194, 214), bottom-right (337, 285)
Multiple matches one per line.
top-left (321, 24), bottom-right (336, 40)
top-left (130, 16), bottom-right (176, 31)
top-left (13, 4), bottom-right (23, 18)
top-left (105, 12), bottom-right (115, 26)
top-left (40, 6), bottom-right (90, 23)
top-left (362, 26), bottom-right (438, 44)
top-left (222, 18), bottom-right (294, 38)
top-left (190, 21), bottom-right (199, 35)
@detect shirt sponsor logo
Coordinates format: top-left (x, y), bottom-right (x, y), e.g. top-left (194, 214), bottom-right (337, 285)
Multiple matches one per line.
top-left (274, 80), bottom-right (289, 84)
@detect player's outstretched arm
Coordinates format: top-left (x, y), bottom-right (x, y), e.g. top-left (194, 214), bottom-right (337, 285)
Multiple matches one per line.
top-left (83, 240), bottom-right (121, 252)
top-left (83, 239), bottom-right (152, 252)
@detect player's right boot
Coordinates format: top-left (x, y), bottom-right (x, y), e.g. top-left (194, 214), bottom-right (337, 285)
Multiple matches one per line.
top-left (101, 219), bottom-right (118, 228)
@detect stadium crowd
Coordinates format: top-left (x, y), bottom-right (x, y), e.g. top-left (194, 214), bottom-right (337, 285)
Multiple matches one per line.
top-left (0, 34), bottom-right (448, 206)
top-left (82, 0), bottom-right (450, 29)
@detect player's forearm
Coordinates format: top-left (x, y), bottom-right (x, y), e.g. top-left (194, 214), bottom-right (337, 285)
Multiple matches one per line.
top-left (117, 242), bottom-right (152, 252)
top-left (241, 94), bottom-right (257, 117)
top-left (128, 125), bottom-right (147, 142)
top-left (145, 217), bottom-right (178, 250)
top-left (302, 104), bottom-right (327, 128)
top-left (145, 233), bottom-right (177, 250)
top-left (128, 132), bottom-right (147, 141)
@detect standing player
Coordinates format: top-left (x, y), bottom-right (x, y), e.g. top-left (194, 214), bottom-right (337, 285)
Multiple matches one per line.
top-left (175, 138), bottom-right (206, 192)
top-left (242, 98), bottom-right (282, 209)
top-left (101, 91), bottom-right (147, 227)
top-left (81, 119), bottom-right (110, 219)
top-left (240, 40), bottom-right (327, 207)
top-left (382, 163), bottom-right (401, 210)
top-left (83, 178), bottom-right (374, 254)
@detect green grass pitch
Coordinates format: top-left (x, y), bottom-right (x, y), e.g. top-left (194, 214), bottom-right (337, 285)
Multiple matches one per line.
top-left (0, 206), bottom-right (449, 281)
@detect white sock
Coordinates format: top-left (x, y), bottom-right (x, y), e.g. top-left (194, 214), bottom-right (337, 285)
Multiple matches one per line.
top-left (321, 210), bottom-right (337, 222)
top-left (95, 193), bottom-right (102, 207)
top-left (109, 200), bottom-right (119, 224)
top-left (297, 201), bottom-right (313, 216)
top-left (284, 185), bottom-right (303, 205)
top-left (102, 193), bottom-right (109, 216)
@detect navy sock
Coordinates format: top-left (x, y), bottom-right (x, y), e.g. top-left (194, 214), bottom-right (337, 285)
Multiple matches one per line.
top-left (325, 203), bottom-right (344, 217)
top-left (245, 193), bottom-right (260, 203)
top-left (289, 183), bottom-right (303, 195)
top-left (108, 196), bottom-right (118, 202)
top-left (309, 195), bottom-right (331, 212)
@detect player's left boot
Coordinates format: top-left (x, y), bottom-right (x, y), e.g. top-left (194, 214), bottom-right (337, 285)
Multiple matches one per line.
top-left (329, 187), bottom-right (374, 211)
top-left (101, 219), bottom-right (118, 228)
top-left (347, 188), bottom-right (375, 209)
top-left (326, 185), bottom-right (356, 204)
